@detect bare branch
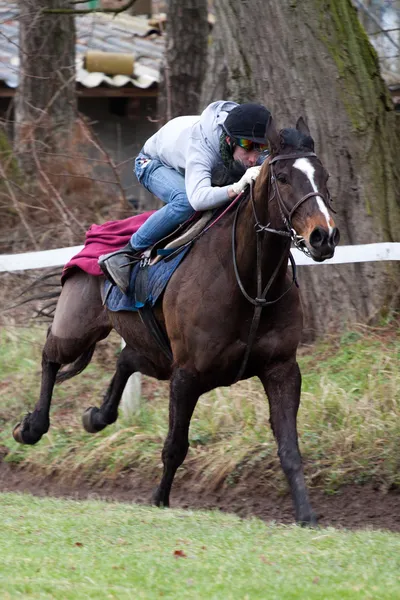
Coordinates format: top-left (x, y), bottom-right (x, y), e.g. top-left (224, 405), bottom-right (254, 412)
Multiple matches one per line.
top-left (39, 171), bottom-right (128, 185)
top-left (353, 0), bottom-right (400, 52)
top-left (43, 0), bottom-right (139, 15)
top-left (0, 30), bottom-right (26, 55)
top-left (4, 149), bottom-right (122, 165)
top-left (77, 114), bottom-right (129, 209)
top-left (0, 161), bottom-right (39, 250)
top-left (164, 63), bottom-right (172, 123)
top-left (31, 148), bottom-right (86, 240)
top-left (370, 27), bottom-right (400, 37)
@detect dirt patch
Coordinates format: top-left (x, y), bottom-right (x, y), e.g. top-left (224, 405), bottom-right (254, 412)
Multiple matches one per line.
top-left (1, 460), bottom-right (399, 533)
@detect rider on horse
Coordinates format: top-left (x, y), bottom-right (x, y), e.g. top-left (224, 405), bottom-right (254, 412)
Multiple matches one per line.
top-left (99, 101), bottom-right (272, 294)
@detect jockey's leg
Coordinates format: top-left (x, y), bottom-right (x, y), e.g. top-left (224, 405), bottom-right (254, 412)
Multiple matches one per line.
top-left (131, 190), bottom-right (194, 249)
top-left (131, 158), bottom-right (195, 249)
top-left (99, 158), bottom-right (195, 294)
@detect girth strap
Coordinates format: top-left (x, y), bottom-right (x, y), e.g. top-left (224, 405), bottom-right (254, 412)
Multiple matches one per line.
top-left (138, 304), bottom-right (173, 362)
top-left (135, 266), bottom-right (173, 362)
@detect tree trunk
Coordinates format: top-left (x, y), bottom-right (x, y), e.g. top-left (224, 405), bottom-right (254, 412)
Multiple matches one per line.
top-left (203, 0), bottom-right (400, 336)
top-left (159, 0), bottom-right (208, 120)
top-left (14, 0), bottom-right (76, 175)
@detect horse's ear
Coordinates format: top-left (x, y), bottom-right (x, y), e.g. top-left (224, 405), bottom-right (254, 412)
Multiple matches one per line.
top-left (296, 117), bottom-right (310, 137)
top-left (265, 117), bottom-right (280, 153)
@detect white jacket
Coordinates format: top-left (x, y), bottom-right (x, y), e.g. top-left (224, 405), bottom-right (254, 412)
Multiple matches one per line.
top-left (143, 100), bottom-right (238, 210)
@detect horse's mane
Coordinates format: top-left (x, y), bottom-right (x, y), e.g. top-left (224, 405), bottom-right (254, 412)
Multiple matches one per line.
top-left (211, 160), bottom-right (247, 187)
top-left (211, 126), bottom-right (314, 191)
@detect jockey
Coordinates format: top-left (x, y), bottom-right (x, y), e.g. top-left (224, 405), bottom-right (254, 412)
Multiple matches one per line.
top-left (99, 100), bottom-right (271, 294)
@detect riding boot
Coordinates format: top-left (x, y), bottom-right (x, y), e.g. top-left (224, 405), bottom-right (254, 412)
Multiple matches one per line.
top-left (98, 242), bottom-right (141, 295)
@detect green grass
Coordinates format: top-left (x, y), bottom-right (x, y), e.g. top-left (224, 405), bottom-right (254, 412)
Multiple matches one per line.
top-left (0, 322), bottom-right (399, 492)
top-left (0, 492), bottom-right (399, 599)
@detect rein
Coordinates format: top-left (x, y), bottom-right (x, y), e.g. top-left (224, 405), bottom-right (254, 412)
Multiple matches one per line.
top-left (232, 194), bottom-right (296, 309)
top-left (233, 150), bottom-right (332, 382)
top-left (232, 190), bottom-right (295, 382)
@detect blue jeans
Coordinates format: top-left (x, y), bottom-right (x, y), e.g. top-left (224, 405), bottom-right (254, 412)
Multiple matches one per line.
top-left (131, 153), bottom-right (196, 250)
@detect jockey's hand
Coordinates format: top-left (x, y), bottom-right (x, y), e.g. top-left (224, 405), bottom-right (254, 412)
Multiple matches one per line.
top-left (230, 166), bottom-right (262, 196)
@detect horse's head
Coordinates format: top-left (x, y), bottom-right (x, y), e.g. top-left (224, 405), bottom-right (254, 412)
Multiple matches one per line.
top-left (257, 117), bottom-right (340, 262)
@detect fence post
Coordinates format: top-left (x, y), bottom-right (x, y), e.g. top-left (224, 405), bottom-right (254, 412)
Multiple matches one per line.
top-left (120, 339), bottom-right (142, 416)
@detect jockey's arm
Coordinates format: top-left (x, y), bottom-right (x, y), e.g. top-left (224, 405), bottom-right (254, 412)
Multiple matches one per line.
top-left (185, 135), bottom-right (263, 208)
top-left (185, 147), bottom-right (231, 211)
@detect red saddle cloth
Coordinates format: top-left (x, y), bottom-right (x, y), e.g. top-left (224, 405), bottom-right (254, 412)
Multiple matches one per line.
top-left (62, 211), bottom-right (155, 281)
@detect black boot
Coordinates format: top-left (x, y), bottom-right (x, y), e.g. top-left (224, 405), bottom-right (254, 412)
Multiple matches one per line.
top-left (98, 242), bottom-right (140, 295)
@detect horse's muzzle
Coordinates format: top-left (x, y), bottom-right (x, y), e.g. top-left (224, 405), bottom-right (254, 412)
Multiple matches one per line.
top-left (308, 226), bottom-right (340, 261)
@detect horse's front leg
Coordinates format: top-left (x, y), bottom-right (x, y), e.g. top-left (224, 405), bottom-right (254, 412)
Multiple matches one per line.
top-left (13, 347), bottom-right (60, 445)
top-left (153, 368), bottom-right (201, 508)
top-left (259, 360), bottom-right (317, 526)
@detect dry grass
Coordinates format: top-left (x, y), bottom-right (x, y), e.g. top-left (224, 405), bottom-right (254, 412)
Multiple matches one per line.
top-left (0, 321), bottom-right (399, 493)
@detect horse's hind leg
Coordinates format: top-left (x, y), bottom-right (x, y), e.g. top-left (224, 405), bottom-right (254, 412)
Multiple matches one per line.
top-left (13, 272), bottom-right (110, 445)
top-left (81, 343), bottom-right (170, 434)
top-left (13, 337), bottom-right (60, 445)
top-left (82, 346), bottom-right (136, 433)
top-left (153, 368), bottom-right (201, 508)
top-left (259, 360), bottom-right (317, 526)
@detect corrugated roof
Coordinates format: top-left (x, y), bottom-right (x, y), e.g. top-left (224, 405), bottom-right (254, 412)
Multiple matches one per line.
top-left (0, 2), bottom-right (163, 90)
top-left (1, 2), bottom-right (397, 94)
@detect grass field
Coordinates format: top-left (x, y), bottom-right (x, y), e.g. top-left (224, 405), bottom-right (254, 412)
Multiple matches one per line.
top-left (1, 492), bottom-right (399, 599)
top-left (0, 322), bottom-right (399, 494)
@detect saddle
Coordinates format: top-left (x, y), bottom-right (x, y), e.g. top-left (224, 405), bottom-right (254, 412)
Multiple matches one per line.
top-left (146, 210), bottom-right (214, 265)
top-left (105, 209), bottom-right (215, 362)
top-left (62, 209), bottom-right (214, 284)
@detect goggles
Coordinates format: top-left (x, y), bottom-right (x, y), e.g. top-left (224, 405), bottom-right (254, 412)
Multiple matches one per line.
top-left (235, 137), bottom-right (269, 152)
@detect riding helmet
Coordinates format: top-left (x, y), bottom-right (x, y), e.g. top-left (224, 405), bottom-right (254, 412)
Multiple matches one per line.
top-left (223, 103), bottom-right (271, 144)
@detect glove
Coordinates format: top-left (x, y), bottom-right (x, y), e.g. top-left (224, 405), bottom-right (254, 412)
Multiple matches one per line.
top-left (230, 166), bottom-right (262, 195)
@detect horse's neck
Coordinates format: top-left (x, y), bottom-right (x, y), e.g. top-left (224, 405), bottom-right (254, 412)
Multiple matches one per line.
top-left (235, 186), bottom-right (290, 286)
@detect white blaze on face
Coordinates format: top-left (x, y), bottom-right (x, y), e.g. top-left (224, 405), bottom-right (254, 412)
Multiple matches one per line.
top-left (293, 158), bottom-right (332, 232)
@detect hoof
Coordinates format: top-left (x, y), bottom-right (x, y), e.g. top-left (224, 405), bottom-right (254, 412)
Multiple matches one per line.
top-left (12, 422), bottom-right (25, 444)
top-left (297, 511), bottom-right (318, 527)
top-left (12, 414), bottom-right (44, 445)
top-left (151, 488), bottom-right (161, 506)
top-left (82, 407), bottom-right (105, 434)
top-left (152, 487), bottom-right (169, 508)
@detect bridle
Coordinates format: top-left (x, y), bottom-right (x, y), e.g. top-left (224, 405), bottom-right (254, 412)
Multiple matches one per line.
top-left (232, 150), bottom-right (334, 381)
top-left (252, 151), bottom-right (335, 256)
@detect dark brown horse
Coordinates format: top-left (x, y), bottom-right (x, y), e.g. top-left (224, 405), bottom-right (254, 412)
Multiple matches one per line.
top-left (13, 117), bottom-right (339, 525)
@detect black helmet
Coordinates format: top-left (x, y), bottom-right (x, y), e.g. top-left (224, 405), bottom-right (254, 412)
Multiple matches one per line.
top-left (223, 103), bottom-right (271, 144)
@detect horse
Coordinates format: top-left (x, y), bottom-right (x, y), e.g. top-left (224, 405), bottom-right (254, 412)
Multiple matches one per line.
top-left (13, 117), bottom-right (339, 525)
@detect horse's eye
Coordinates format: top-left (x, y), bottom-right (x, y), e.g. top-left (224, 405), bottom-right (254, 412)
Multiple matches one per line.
top-left (277, 173), bottom-right (289, 184)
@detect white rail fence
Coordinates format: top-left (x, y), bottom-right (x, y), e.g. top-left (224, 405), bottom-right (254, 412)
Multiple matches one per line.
top-left (1, 242), bottom-right (400, 414)
top-left (1, 242), bottom-right (400, 272)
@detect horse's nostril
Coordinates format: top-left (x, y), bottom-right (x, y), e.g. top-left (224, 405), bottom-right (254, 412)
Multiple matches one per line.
top-left (309, 227), bottom-right (327, 249)
top-left (330, 227), bottom-right (340, 247)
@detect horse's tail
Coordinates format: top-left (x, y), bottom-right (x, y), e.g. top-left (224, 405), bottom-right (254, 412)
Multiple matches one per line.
top-left (56, 343), bottom-right (97, 384)
top-left (5, 269), bottom-right (63, 321)
top-left (8, 268), bottom-right (103, 383)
